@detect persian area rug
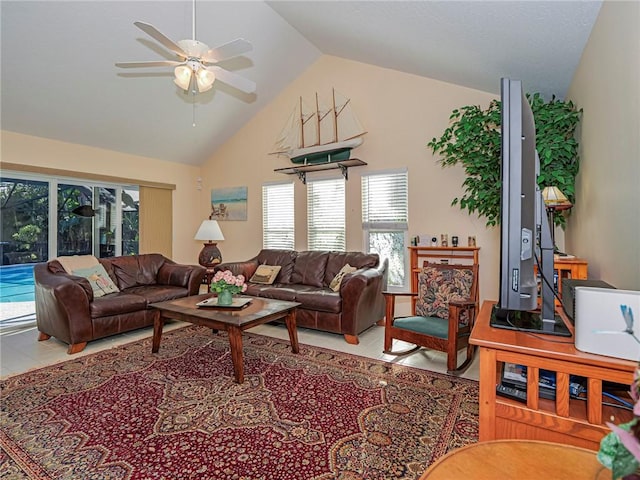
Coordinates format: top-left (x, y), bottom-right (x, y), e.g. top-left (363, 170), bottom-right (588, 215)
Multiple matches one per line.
top-left (0, 326), bottom-right (478, 480)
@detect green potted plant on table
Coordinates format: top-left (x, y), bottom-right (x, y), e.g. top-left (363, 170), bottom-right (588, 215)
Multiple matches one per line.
top-left (427, 94), bottom-right (582, 228)
top-left (210, 270), bottom-right (247, 306)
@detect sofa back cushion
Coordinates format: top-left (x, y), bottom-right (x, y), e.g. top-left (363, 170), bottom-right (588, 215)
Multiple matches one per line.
top-left (101, 253), bottom-right (166, 290)
top-left (324, 251), bottom-right (379, 286)
top-left (55, 254), bottom-right (100, 273)
top-left (291, 251), bottom-right (329, 287)
top-left (254, 249), bottom-right (297, 284)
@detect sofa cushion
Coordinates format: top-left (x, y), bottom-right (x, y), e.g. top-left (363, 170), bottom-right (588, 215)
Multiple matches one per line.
top-left (255, 250), bottom-right (297, 284)
top-left (106, 254), bottom-right (164, 289)
top-left (125, 285), bottom-right (190, 304)
top-left (90, 293), bottom-right (148, 318)
top-left (329, 264), bottom-right (357, 292)
top-left (324, 251), bottom-right (379, 286)
top-left (56, 255), bottom-right (99, 274)
top-left (157, 263), bottom-right (193, 288)
top-left (72, 264), bottom-right (120, 298)
top-left (291, 251), bottom-right (329, 287)
top-left (250, 265), bottom-right (281, 284)
top-left (245, 283), bottom-right (297, 302)
top-left (293, 286), bottom-right (341, 313)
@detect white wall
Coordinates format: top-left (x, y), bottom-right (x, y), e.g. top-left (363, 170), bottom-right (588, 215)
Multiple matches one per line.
top-left (201, 55), bottom-right (500, 303)
top-left (1, 131), bottom-right (203, 265)
top-left (566, 0), bottom-right (640, 290)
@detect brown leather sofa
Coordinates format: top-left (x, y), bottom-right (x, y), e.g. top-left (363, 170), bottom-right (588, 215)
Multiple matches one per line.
top-left (214, 249), bottom-right (388, 344)
top-left (34, 254), bottom-right (205, 354)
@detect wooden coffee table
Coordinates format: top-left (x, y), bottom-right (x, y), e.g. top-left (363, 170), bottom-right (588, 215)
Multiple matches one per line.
top-left (150, 294), bottom-right (300, 383)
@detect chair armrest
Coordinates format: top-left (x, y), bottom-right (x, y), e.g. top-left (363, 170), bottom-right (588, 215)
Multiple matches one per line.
top-left (450, 298), bottom-right (474, 308)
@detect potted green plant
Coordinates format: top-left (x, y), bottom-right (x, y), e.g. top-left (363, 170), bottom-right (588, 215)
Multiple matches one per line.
top-left (427, 94), bottom-right (582, 228)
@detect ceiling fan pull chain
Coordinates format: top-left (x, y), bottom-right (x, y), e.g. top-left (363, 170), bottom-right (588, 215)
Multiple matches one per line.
top-left (192, 99), bottom-right (196, 127)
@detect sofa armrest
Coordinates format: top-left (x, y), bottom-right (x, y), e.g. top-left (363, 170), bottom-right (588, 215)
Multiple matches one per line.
top-left (34, 263), bottom-right (94, 345)
top-left (339, 258), bottom-right (389, 336)
top-left (214, 260), bottom-right (259, 281)
top-left (157, 262), bottom-right (206, 294)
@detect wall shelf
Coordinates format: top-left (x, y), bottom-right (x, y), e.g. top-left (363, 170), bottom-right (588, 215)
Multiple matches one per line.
top-left (274, 158), bottom-right (367, 184)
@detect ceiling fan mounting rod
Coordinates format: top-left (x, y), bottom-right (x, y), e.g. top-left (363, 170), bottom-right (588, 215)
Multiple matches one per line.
top-left (191, 0), bottom-right (196, 41)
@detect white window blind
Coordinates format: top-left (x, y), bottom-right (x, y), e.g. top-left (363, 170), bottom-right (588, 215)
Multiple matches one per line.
top-left (307, 177), bottom-right (345, 251)
top-left (362, 169), bottom-right (408, 288)
top-left (262, 182), bottom-right (294, 249)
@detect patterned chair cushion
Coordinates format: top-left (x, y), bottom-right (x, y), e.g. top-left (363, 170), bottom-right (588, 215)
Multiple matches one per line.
top-left (415, 266), bottom-right (474, 320)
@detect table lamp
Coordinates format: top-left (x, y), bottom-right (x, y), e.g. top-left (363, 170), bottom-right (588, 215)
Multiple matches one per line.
top-left (542, 186), bottom-right (573, 253)
top-left (194, 219), bottom-right (224, 268)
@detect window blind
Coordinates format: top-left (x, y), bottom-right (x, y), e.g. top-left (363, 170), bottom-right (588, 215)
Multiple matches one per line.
top-left (307, 177), bottom-right (345, 251)
top-left (362, 170), bottom-right (408, 228)
top-left (362, 169), bottom-right (408, 288)
top-left (262, 182), bottom-right (294, 249)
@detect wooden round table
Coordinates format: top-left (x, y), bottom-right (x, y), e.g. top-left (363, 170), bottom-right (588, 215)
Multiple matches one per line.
top-left (420, 440), bottom-right (612, 480)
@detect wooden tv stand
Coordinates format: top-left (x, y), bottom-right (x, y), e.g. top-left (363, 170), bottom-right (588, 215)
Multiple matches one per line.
top-left (470, 301), bottom-right (635, 450)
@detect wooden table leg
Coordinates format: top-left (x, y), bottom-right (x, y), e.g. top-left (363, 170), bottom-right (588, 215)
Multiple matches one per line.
top-left (228, 326), bottom-right (244, 383)
top-left (285, 309), bottom-right (299, 354)
top-left (152, 313), bottom-right (164, 353)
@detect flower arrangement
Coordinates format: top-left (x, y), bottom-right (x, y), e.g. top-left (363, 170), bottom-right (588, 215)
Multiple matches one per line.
top-left (209, 270), bottom-right (247, 295)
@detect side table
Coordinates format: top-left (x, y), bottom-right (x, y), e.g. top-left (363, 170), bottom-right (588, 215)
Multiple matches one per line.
top-left (420, 439), bottom-right (611, 479)
top-left (203, 268), bottom-right (216, 285)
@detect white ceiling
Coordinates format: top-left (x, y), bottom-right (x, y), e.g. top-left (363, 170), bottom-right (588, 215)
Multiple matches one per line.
top-left (1, 1), bottom-right (602, 167)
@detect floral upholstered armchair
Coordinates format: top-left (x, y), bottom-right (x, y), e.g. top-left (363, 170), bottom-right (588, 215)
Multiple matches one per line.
top-left (383, 262), bottom-right (479, 373)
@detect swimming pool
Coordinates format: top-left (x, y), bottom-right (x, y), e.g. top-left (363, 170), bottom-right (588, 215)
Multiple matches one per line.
top-left (0, 264), bottom-right (35, 303)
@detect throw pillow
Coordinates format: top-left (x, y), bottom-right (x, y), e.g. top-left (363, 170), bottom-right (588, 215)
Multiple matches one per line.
top-left (56, 254), bottom-right (99, 274)
top-left (250, 265), bottom-right (282, 285)
top-left (329, 264), bottom-right (357, 292)
top-left (72, 264), bottom-right (120, 298)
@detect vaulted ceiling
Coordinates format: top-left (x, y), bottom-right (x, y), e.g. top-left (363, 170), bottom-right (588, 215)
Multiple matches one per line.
top-left (1, 1), bottom-right (602, 166)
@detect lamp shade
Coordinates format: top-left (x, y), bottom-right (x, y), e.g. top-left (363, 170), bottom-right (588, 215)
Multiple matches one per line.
top-left (542, 186), bottom-right (571, 207)
top-left (174, 65), bottom-right (192, 91)
top-left (194, 220), bottom-right (224, 242)
top-left (196, 68), bottom-right (215, 93)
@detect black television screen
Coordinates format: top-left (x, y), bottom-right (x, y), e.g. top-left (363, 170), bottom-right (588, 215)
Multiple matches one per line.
top-left (491, 78), bottom-right (570, 337)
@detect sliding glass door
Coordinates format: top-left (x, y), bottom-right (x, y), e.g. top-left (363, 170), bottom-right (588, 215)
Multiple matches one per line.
top-left (57, 183), bottom-right (94, 256)
top-left (0, 178), bottom-right (49, 264)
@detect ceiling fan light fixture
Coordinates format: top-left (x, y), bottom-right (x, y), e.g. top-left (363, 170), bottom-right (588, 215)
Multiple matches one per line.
top-left (196, 67), bottom-right (215, 93)
top-left (174, 65), bottom-right (192, 90)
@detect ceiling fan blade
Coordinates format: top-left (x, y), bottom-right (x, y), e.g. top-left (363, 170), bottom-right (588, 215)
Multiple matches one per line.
top-left (209, 66), bottom-right (256, 94)
top-left (134, 21), bottom-right (187, 58)
top-left (115, 61), bottom-right (183, 68)
top-left (203, 38), bottom-right (253, 63)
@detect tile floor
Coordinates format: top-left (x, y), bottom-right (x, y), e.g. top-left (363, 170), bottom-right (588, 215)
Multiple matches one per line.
top-left (0, 320), bottom-right (480, 381)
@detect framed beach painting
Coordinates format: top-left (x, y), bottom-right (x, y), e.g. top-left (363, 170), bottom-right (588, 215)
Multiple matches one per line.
top-left (210, 186), bottom-right (247, 221)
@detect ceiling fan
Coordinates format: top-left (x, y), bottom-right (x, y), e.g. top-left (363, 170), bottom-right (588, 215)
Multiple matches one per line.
top-left (115, 1), bottom-right (256, 95)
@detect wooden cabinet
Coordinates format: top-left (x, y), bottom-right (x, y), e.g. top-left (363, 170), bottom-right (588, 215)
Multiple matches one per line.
top-left (535, 256), bottom-right (588, 306)
top-left (408, 246), bottom-right (480, 311)
top-left (470, 301), bottom-right (635, 451)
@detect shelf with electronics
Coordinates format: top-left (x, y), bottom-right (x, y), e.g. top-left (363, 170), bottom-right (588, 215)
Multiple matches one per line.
top-left (470, 300), bottom-right (635, 451)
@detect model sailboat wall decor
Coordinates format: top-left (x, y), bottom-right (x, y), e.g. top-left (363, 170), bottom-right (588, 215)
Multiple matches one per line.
top-left (271, 89), bottom-right (367, 165)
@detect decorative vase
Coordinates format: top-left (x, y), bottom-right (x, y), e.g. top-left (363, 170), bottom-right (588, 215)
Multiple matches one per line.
top-left (217, 289), bottom-right (233, 306)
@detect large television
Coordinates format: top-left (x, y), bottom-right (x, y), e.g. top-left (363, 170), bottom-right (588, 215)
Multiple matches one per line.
top-left (490, 78), bottom-right (571, 337)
